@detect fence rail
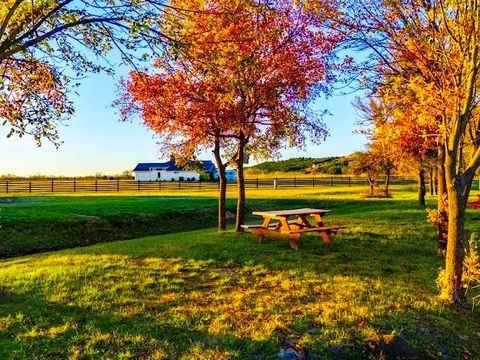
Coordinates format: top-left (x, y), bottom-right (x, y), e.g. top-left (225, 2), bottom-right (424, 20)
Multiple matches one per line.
top-left (0, 176), bottom-right (420, 195)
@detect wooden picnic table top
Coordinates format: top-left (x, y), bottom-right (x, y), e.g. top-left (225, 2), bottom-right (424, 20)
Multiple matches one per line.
top-left (252, 208), bottom-right (330, 218)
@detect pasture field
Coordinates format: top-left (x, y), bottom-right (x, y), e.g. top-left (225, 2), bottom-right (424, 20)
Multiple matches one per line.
top-left (0, 186), bottom-right (479, 358)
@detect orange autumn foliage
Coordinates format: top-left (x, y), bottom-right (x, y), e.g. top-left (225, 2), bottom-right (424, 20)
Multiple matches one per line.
top-left (119, 0), bottom-right (341, 158)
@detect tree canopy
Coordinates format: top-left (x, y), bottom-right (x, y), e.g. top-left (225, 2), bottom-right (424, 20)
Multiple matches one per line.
top-left (0, 0), bottom-right (168, 145)
top-left (119, 0), bottom-right (342, 230)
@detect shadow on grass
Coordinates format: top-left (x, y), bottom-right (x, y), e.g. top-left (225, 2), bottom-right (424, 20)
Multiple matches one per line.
top-left (0, 291), bottom-right (277, 359)
top-left (0, 277), bottom-right (477, 359)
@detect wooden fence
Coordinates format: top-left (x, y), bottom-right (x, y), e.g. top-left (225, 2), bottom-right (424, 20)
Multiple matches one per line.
top-left (0, 176), bottom-right (417, 195)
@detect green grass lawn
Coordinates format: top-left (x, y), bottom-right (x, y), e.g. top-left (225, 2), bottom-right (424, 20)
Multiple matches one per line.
top-left (0, 186), bottom-right (479, 358)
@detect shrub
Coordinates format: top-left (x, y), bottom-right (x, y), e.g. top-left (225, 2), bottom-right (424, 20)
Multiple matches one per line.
top-left (437, 233), bottom-right (480, 308)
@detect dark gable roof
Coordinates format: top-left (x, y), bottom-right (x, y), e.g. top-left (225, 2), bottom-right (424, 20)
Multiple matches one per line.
top-left (202, 160), bottom-right (216, 172)
top-left (133, 160), bottom-right (217, 172)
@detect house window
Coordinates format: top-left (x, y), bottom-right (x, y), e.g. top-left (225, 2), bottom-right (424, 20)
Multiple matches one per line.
top-left (179, 177), bottom-right (184, 181)
top-left (157, 172), bottom-right (161, 179)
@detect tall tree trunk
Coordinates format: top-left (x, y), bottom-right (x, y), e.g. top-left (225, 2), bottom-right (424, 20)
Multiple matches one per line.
top-left (442, 151), bottom-right (475, 304)
top-left (235, 134), bottom-right (246, 232)
top-left (213, 136), bottom-right (227, 231)
top-left (430, 167), bottom-right (434, 196)
top-left (437, 145), bottom-right (448, 256)
top-left (384, 169), bottom-right (390, 196)
top-left (418, 167), bottom-right (426, 206)
top-left (444, 177), bottom-right (467, 303)
top-left (368, 177), bottom-right (374, 196)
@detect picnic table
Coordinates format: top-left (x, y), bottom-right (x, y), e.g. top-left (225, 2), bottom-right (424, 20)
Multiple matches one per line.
top-left (242, 208), bottom-right (345, 250)
top-left (468, 194), bottom-right (480, 209)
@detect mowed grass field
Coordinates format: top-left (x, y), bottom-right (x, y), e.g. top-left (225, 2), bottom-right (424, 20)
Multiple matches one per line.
top-left (0, 186), bottom-right (479, 359)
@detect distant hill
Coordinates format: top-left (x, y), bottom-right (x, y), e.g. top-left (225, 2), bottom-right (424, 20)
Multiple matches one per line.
top-left (245, 156), bottom-right (352, 175)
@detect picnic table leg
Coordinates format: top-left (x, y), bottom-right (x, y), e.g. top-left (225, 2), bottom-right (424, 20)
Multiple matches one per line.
top-left (288, 234), bottom-right (301, 250)
top-left (257, 218), bottom-right (271, 243)
top-left (312, 214), bottom-right (324, 226)
top-left (298, 215), bottom-right (313, 228)
top-left (320, 230), bottom-right (332, 245)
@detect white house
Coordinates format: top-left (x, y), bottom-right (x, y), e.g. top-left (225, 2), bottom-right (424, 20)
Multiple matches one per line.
top-left (132, 160), bottom-right (217, 182)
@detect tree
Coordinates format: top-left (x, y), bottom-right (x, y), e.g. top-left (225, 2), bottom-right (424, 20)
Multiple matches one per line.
top-left (118, 70), bottom-right (235, 231)
top-left (0, 0), bottom-right (168, 145)
top-left (355, 93), bottom-right (437, 205)
top-left (354, 97), bottom-right (398, 196)
top-left (349, 150), bottom-right (382, 196)
top-left (343, 0), bottom-right (480, 304)
top-left (121, 0), bottom-right (340, 232)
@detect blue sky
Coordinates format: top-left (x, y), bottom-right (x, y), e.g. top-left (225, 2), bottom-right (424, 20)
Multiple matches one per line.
top-left (0, 70), bottom-right (367, 177)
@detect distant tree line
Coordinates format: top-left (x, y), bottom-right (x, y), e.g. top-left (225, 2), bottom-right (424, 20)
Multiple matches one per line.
top-left (245, 156), bottom-right (351, 175)
top-left (0, 170), bottom-right (134, 181)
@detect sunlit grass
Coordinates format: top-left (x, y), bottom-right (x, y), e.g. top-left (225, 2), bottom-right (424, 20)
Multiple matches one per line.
top-left (0, 186), bottom-right (479, 358)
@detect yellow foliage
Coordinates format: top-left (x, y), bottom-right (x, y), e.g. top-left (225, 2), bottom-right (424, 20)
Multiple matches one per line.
top-left (438, 233), bottom-right (480, 304)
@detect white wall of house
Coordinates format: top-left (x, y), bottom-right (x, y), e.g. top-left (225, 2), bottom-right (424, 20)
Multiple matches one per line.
top-left (133, 169), bottom-right (200, 181)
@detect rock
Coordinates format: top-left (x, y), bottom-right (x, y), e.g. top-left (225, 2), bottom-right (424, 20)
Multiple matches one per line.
top-left (0, 288), bottom-right (9, 299)
top-left (278, 348), bottom-right (304, 360)
top-left (367, 334), bottom-right (420, 358)
top-left (329, 345), bottom-right (346, 358)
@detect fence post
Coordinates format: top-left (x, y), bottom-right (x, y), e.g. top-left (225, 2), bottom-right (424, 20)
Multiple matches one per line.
top-left (29, 181), bottom-right (32, 193)
top-left (294, 177), bottom-right (296, 187)
top-left (51, 179), bottom-right (54, 193)
top-left (274, 178), bottom-right (277, 189)
top-left (199, 179), bottom-right (201, 189)
top-left (312, 177), bottom-right (315, 187)
top-left (137, 180), bottom-right (140, 191)
top-left (117, 179), bottom-right (120, 192)
top-left (348, 176), bottom-right (351, 187)
top-left (5, 181), bottom-right (8, 194)
top-left (74, 179), bottom-right (76, 192)
top-left (256, 178), bottom-right (259, 188)
top-left (95, 180), bottom-right (98, 192)
top-left (330, 176), bottom-right (333, 186)
top-left (178, 181), bottom-right (181, 190)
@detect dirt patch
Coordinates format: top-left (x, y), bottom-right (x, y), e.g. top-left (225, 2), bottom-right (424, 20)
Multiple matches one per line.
top-left (216, 267), bottom-right (234, 275)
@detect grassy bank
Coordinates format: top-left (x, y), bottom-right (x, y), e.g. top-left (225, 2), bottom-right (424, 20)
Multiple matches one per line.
top-left (0, 196), bottom-right (230, 258)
